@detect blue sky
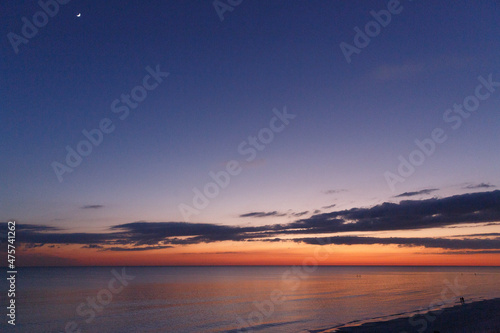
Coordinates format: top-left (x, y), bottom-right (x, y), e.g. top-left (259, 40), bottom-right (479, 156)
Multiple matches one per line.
top-left (1, 0), bottom-right (499, 242)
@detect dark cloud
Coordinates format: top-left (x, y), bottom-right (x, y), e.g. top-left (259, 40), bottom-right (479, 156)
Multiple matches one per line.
top-left (18, 231), bottom-right (116, 245)
top-left (291, 211), bottom-right (309, 217)
top-left (81, 244), bottom-right (104, 249)
top-left (239, 211), bottom-right (286, 218)
top-left (450, 233), bottom-right (500, 238)
top-left (14, 224), bottom-right (61, 232)
top-left (444, 223), bottom-right (500, 229)
top-left (280, 190), bottom-right (500, 234)
top-left (0, 223), bottom-right (59, 243)
top-left (81, 205), bottom-right (104, 209)
top-left (463, 183), bottom-right (496, 190)
top-left (324, 189), bottom-right (347, 194)
top-left (102, 245), bottom-right (173, 251)
top-left (24, 243), bottom-right (46, 249)
top-left (395, 188), bottom-right (438, 197)
top-left (291, 236), bottom-right (500, 250)
top-left (13, 191), bottom-right (500, 252)
top-left (322, 204), bottom-right (336, 209)
top-left (17, 221), bottom-right (262, 248)
top-left (442, 250), bottom-right (500, 254)
top-left (111, 221), bottom-right (270, 245)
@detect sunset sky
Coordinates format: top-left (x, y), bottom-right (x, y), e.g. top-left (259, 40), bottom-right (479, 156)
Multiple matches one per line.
top-left (1, 1), bottom-right (499, 266)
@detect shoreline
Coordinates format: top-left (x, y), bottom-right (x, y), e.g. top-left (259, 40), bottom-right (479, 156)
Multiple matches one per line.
top-left (311, 298), bottom-right (500, 333)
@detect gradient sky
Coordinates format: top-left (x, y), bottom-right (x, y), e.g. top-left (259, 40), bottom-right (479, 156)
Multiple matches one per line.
top-left (1, 0), bottom-right (499, 266)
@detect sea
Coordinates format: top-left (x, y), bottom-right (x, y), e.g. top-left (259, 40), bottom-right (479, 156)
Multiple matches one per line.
top-left (1, 266), bottom-right (499, 332)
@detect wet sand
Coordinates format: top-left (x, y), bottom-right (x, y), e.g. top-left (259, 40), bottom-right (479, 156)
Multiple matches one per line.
top-left (312, 298), bottom-right (500, 333)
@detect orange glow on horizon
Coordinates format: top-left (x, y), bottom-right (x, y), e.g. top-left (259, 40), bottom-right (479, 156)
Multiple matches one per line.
top-left (16, 241), bottom-right (500, 267)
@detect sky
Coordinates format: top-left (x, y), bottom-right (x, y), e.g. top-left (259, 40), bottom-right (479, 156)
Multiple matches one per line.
top-left (1, 0), bottom-right (499, 266)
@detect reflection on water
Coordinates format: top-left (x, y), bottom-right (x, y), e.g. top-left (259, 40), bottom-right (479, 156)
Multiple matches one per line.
top-left (1, 266), bottom-right (499, 332)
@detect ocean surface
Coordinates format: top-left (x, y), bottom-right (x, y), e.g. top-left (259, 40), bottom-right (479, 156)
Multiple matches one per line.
top-left (1, 266), bottom-right (499, 332)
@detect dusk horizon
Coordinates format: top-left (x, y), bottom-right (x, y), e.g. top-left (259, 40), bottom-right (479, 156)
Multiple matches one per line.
top-left (3, 189), bottom-right (500, 267)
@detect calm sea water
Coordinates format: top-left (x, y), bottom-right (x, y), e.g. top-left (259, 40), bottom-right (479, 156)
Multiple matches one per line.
top-left (1, 266), bottom-right (499, 332)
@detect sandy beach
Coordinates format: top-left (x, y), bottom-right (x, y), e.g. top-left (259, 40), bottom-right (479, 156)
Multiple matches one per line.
top-left (313, 298), bottom-right (500, 333)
